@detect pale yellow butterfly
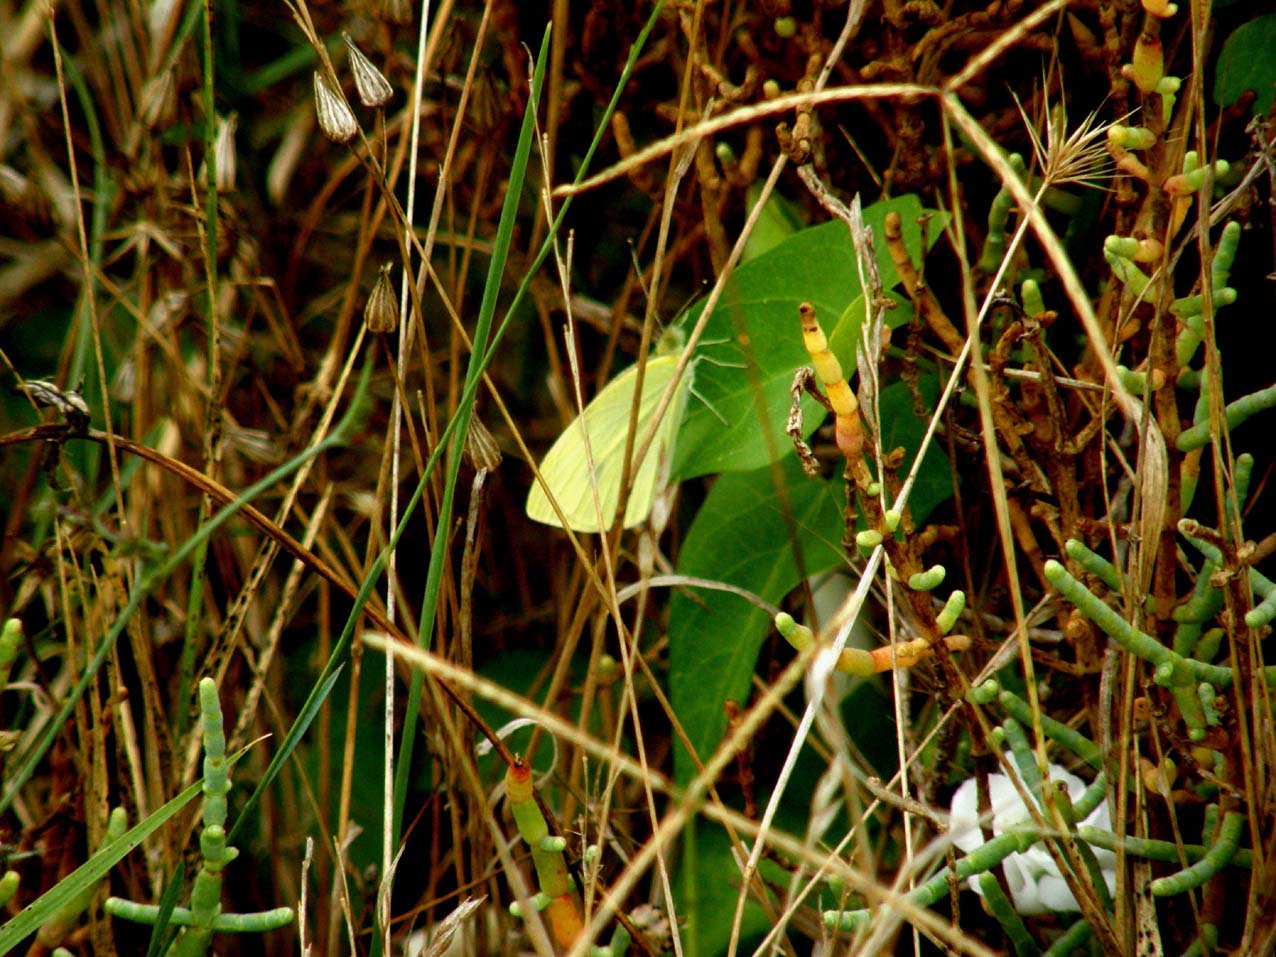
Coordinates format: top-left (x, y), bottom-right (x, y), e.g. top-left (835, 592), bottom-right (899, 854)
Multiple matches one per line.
top-left (525, 329), bottom-right (693, 532)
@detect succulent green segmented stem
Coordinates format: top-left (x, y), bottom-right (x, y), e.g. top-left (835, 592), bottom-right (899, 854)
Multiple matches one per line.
top-left (1194, 628), bottom-right (1224, 664)
top-left (1178, 523), bottom-right (1276, 633)
top-left (1229, 452), bottom-right (1253, 530)
top-left (1170, 287), bottom-right (1237, 319)
top-left (1172, 559), bottom-right (1222, 657)
top-left (1104, 236), bottom-right (1143, 260)
top-left (506, 760), bottom-right (575, 904)
top-left (1180, 521), bottom-right (1253, 583)
top-left (1064, 540), bottom-right (1123, 593)
top-left (508, 893), bottom-right (552, 918)
top-left (1197, 683), bottom-right (1220, 727)
top-left (978, 152), bottom-right (1027, 273)
top-left (774, 612), bottom-right (876, 677)
top-left (1201, 802), bottom-right (1220, 843)
top-left (1150, 810), bottom-right (1245, 897)
top-left (823, 776), bottom-right (1117, 936)
top-left (856, 529), bottom-right (883, 551)
top-left (936, 590), bottom-right (965, 634)
top-left (1170, 214), bottom-right (1241, 364)
top-left (826, 907), bottom-right (870, 933)
top-left (1177, 383), bottom-right (1276, 451)
top-left (1211, 221), bottom-right (1241, 285)
top-left (996, 687), bottom-right (1103, 770)
top-left (1116, 365), bottom-right (1149, 395)
top-left (37, 807), bottom-right (128, 948)
top-left (1042, 917), bottom-right (1093, 957)
top-left (1184, 321), bottom-right (1208, 368)
top-left (105, 677), bottom-right (293, 954)
top-left (825, 826), bottom-right (1038, 931)
top-left (1076, 824), bottom-right (1252, 869)
top-left (1178, 925), bottom-right (1219, 957)
top-left (1176, 322), bottom-right (1203, 370)
top-left (968, 678), bottom-right (998, 706)
top-left (1108, 125), bottom-right (1157, 150)
top-left (1021, 279), bottom-right (1045, 317)
top-left (1001, 718), bottom-right (1042, 797)
top-left (1246, 595), bottom-right (1276, 629)
top-left (1180, 522), bottom-right (1262, 583)
top-left (1243, 562), bottom-right (1276, 628)
top-left (1181, 415), bottom-right (1230, 509)
top-left (103, 899), bottom-right (293, 931)
top-left (199, 678), bottom-right (229, 827)
top-left (1169, 151), bottom-right (1229, 194)
top-left (1104, 247), bottom-right (1151, 296)
top-left (976, 872), bottom-right (1041, 957)
top-left (1157, 668), bottom-right (1210, 740)
top-left (0, 871), bottom-right (17, 908)
top-left (170, 679), bottom-right (237, 957)
top-left (1069, 772), bottom-right (1109, 822)
top-left (774, 611), bottom-right (811, 648)
top-left (1044, 558), bottom-right (1235, 688)
top-left (1057, 788), bottom-right (1114, 913)
top-left (907, 565), bottom-right (945, 591)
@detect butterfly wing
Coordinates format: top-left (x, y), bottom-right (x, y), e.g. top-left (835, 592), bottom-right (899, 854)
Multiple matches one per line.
top-left (622, 356), bottom-right (693, 528)
top-left (526, 356), bottom-right (685, 532)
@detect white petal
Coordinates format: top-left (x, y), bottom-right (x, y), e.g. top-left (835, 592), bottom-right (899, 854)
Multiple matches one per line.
top-left (950, 764), bottom-right (1120, 916)
top-left (987, 773), bottom-right (1030, 833)
top-left (1036, 874), bottom-right (1082, 912)
top-left (948, 777), bottom-right (984, 852)
top-left (1005, 857), bottom-right (1050, 915)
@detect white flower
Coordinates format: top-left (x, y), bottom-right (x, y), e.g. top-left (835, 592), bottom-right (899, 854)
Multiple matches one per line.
top-left (948, 763), bottom-right (1116, 915)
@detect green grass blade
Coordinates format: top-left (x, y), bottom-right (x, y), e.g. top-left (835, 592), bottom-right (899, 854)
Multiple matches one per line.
top-left (0, 780), bottom-right (201, 952)
top-left (392, 23), bottom-right (553, 842)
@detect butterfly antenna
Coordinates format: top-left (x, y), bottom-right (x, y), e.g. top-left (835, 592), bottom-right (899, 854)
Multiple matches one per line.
top-left (688, 382), bottom-right (728, 425)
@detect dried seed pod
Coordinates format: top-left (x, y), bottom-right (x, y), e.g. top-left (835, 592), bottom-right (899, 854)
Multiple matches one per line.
top-left (17, 379), bottom-right (91, 433)
top-left (313, 72), bottom-right (357, 144)
top-left (364, 262), bottom-right (398, 333)
top-left (464, 415), bottom-right (502, 472)
top-left (344, 34), bottom-right (393, 108)
top-left (202, 112), bottom-right (238, 192)
top-left (138, 69), bottom-right (177, 130)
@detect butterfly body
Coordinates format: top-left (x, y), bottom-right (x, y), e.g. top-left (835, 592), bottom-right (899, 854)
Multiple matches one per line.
top-left (526, 350), bottom-right (693, 533)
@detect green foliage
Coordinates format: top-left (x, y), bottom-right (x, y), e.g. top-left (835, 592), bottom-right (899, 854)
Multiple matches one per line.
top-left (674, 194), bottom-right (944, 479)
top-left (7, 0), bottom-right (1274, 953)
top-left (668, 455), bottom-right (844, 787)
top-left (677, 822), bottom-right (772, 957)
top-left (1213, 13), bottom-right (1276, 115)
top-left (104, 678), bottom-right (295, 956)
top-left (0, 786), bottom-right (202, 953)
top-left (670, 375), bottom-right (950, 787)
top-left (741, 182), bottom-right (804, 261)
